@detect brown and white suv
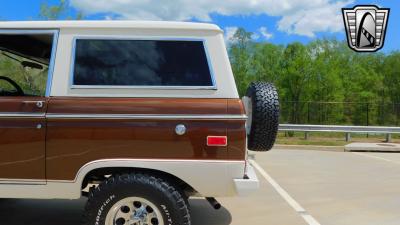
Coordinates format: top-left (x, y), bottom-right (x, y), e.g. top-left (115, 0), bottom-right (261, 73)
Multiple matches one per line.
top-left (0, 21), bottom-right (279, 225)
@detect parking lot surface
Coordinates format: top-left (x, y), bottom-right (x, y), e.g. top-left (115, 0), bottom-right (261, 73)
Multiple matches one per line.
top-left (2, 149), bottom-right (400, 225)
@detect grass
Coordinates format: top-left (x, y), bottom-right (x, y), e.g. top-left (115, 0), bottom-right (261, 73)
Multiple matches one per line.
top-left (276, 131), bottom-right (399, 146)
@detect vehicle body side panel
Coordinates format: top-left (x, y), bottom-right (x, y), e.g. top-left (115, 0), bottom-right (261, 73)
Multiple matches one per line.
top-left (0, 96), bottom-right (47, 180)
top-left (45, 97), bottom-right (246, 181)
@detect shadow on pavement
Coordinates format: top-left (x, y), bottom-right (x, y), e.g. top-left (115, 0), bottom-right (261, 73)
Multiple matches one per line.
top-left (190, 198), bottom-right (232, 225)
top-left (0, 198), bottom-right (232, 225)
top-left (0, 198), bottom-right (86, 225)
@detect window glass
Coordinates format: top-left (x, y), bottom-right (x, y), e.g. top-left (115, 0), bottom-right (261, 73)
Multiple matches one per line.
top-left (73, 39), bottom-right (213, 87)
top-left (0, 33), bottom-right (53, 96)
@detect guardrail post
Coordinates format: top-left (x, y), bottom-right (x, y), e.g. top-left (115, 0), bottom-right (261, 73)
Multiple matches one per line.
top-left (386, 133), bottom-right (392, 143)
top-left (345, 133), bottom-right (351, 142)
top-left (304, 131), bottom-right (309, 140)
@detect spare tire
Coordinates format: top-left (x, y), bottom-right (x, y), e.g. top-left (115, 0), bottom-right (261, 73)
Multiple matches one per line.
top-left (243, 82), bottom-right (279, 151)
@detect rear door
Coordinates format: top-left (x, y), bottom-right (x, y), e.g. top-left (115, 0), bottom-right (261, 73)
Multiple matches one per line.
top-left (0, 30), bottom-right (57, 183)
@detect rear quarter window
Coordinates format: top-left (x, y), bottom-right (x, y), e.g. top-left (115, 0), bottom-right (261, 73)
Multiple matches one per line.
top-left (72, 39), bottom-right (214, 87)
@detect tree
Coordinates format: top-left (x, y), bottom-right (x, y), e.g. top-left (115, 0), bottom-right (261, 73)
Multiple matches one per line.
top-left (39, 0), bottom-right (84, 20)
top-left (252, 43), bottom-right (284, 83)
top-left (229, 28), bottom-right (254, 96)
top-left (279, 42), bottom-right (313, 123)
top-left (382, 51), bottom-right (400, 125)
top-left (225, 27), bottom-right (400, 125)
top-left (305, 39), bottom-right (346, 124)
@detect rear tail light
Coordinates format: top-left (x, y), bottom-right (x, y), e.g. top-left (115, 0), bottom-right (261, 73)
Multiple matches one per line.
top-left (207, 136), bottom-right (227, 146)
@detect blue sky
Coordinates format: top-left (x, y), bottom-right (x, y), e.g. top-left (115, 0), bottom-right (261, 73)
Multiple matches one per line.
top-left (0, 0), bottom-right (398, 52)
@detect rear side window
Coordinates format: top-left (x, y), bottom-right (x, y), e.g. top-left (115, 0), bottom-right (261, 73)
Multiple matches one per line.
top-left (72, 39), bottom-right (214, 87)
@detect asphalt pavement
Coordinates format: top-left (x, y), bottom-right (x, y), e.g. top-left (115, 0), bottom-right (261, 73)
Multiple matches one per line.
top-left (2, 149), bottom-right (400, 225)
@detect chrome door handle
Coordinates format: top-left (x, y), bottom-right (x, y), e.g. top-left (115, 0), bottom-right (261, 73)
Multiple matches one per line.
top-left (23, 101), bottom-right (44, 108)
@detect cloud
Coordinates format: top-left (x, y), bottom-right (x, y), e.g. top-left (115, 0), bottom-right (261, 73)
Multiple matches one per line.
top-left (277, 0), bottom-right (352, 37)
top-left (252, 33), bottom-right (261, 40)
top-left (224, 26), bottom-right (238, 44)
top-left (70, 0), bottom-right (353, 37)
top-left (259, 27), bottom-right (273, 39)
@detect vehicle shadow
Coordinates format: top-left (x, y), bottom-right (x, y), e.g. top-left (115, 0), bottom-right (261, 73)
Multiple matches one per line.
top-left (190, 198), bottom-right (232, 225)
top-left (0, 198), bottom-right (86, 225)
top-left (0, 198), bottom-right (232, 225)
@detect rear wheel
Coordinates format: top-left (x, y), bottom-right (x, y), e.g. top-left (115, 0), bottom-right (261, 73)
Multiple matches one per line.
top-left (83, 173), bottom-right (191, 225)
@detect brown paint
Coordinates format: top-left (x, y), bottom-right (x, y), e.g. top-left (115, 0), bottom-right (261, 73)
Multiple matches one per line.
top-left (0, 96), bottom-right (47, 113)
top-left (0, 97), bottom-right (246, 181)
top-left (227, 98), bottom-right (246, 115)
top-left (0, 97), bottom-right (47, 180)
top-left (47, 97), bottom-right (230, 115)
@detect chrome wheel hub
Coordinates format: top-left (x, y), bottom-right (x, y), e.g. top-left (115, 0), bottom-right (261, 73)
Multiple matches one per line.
top-left (106, 197), bottom-right (164, 225)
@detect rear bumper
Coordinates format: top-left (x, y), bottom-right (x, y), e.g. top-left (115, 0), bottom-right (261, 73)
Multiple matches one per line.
top-left (233, 164), bottom-right (259, 196)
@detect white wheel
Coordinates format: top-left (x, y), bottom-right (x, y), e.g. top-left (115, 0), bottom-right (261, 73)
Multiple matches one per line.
top-left (106, 197), bottom-right (164, 225)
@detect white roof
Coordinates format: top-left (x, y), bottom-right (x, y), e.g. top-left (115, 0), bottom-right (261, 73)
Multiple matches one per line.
top-left (0, 20), bottom-right (222, 32)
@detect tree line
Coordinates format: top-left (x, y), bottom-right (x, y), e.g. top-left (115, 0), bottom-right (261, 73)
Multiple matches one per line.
top-left (229, 28), bottom-right (400, 126)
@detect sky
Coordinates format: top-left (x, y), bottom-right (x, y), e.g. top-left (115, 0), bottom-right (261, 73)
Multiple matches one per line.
top-left (0, 0), bottom-right (398, 52)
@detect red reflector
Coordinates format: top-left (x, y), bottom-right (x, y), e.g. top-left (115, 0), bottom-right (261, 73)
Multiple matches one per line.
top-left (207, 136), bottom-right (228, 146)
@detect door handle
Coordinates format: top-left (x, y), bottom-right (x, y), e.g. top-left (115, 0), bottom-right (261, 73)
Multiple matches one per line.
top-left (23, 101), bottom-right (44, 108)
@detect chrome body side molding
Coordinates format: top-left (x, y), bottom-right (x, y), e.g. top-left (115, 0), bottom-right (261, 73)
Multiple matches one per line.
top-left (0, 179), bottom-right (46, 185)
top-left (46, 113), bottom-right (248, 120)
top-left (0, 113), bottom-right (247, 120)
top-left (0, 113), bottom-right (45, 118)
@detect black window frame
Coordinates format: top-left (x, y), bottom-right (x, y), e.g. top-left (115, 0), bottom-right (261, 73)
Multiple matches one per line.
top-left (69, 37), bottom-right (217, 90)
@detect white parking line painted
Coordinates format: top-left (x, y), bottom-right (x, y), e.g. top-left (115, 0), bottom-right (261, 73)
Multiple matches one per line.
top-left (249, 159), bottom-right (322, 225)
top-left (352, 152), bottom-right (400, 164)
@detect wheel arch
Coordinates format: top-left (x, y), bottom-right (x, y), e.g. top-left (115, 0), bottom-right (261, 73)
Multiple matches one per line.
top-left (81, 166), bottom-right (198, 197)
top-left (72, 158), bottom-right (244, 199)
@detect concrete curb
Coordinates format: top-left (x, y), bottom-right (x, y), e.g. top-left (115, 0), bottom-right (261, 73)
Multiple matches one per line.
top-left (344, 143), bottom-right (400, 152)
top-left (273, 144), bottom-right (344, 152)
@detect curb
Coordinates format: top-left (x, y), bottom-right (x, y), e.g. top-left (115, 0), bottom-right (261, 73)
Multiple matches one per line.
top-left (344, 142), bottom-right (400, 152)
top-left (273, 144), bottom-right (344, 152)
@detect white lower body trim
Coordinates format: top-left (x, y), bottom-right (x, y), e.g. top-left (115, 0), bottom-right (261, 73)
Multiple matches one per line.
top-left (0, 159), bottom-right (247, 199)
top-left (0, 182), bottom-right (79, 199)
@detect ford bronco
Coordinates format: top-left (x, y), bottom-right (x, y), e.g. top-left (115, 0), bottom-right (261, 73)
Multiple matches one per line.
top-left (0, 21), bottom-right (279, 225)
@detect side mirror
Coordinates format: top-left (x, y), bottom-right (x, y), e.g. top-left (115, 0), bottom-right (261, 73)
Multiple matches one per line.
top-left (21, 61), bottom-right (43, 70)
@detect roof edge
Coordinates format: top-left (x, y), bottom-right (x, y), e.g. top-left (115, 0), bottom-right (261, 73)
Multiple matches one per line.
top-left (0, 20), bottom-right (223, 33)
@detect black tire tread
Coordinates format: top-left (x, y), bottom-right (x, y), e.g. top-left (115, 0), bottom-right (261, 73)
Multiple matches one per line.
top-left (83, 173), bottom-right (191, 225)
top-left (246, 82), bottom-right (279, 151)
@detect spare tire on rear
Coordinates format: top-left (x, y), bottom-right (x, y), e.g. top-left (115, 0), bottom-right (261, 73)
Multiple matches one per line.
top-left (243, 82), bottom-right (279, 151)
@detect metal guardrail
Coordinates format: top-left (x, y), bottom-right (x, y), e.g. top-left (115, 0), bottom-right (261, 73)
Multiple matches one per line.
top-left (279, 124), bottom-right (400, 142)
